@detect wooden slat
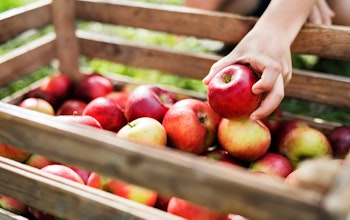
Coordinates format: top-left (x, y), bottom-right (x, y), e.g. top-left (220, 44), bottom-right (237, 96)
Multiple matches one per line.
top-left (0, 0), bottom-right (51, 44)
top-left (75, 0), bottom-right (350, 60)
top-left (0, 102), bottom-right (333, 220)
top-left (0, 34), bottom-right (55, 87)
top-left (77, 30), bottom-right (218, 80)
top-left (285, 69), bottom-right (350, 109)
top-left (51, 0), bottom-right (81, 82)
top-left (0, 208), bottom-right (28, 220)
top-left (0, 157), bottom-right (183, 220)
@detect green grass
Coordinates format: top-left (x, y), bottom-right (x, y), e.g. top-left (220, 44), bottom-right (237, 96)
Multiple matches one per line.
top-left (1, 0), bottom-right (350, 124)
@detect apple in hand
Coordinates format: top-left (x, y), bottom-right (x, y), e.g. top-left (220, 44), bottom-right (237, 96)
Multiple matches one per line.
top-left (162, 98), bottom-right (221, 154)
top-left (83, 97), bottom-right (127, 132)
top-left (25, 154), bottom-right (56, 169)
top-left (327, 125), bottom-right (350, 159)
top-left (56, 99), bottom-right (87, 116)
top-left (207, 64), bottom-right (262, 119)
top-left (167, 197), bottom-right (227, 220)
top-left (278, 126), bottom-right (332, 168)
top-left (218, 117), bottom-right (271, 161)
top-left (0, 195), bottom-right (30, 217)
top-left (116, 117), bottom-right (167, 148)
top-left (103, 178), bottom-right (158, 207)
top-left (18, 97), bottom-right (55, 115)
top-left (74, 73), bottom-right (114, 102)
top-left (56, 115), bottom-right (102, 129)
top-left (0, 143), bottom-right (31, 163)
top-left (249, 152), bottom-right (294, 178)
top-left (125, 85), bottom-right (176, 122)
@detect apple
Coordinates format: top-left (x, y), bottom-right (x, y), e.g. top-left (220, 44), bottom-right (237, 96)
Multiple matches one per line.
top-left (74, 73), bottom-right (114, 102)
top-left (40, 73), bottom-right (73, 104)
top-left (104, 91), bottom-right (129, 112)
top-left (0, 143), bottom-right (31, 163)
top-left (124, 85), bottom-right (176, 122)
top-left (66, 166), bottom-right (91, 184)
top-left (201, 148), bottom-right (243, 167)
top-left (249, 153), bottom-right (294, 178)
top-left (327, 125), bottom-right (350, 159)
top-left (56, 99), bottom-right (87, 116)
top-left (274, 119), bottom-right (309, 150)
top-left (218, 117), bottom-right (271, 161)
top-left (250, 171), bottom-right (284, 184)
top-left (0, 195), bottom-right (30, 217)
top-left (29, 164), bottom-right (84, 219)
top-left (207, 64), bottom-right (262, 119)
top-left (25, 154), bottom-right (56, 169)
top-left (167, 197), bottom-right (227, 220)
top-left (18, 97), bottom-right (55, 115)
top-left (86, 172), bottom-right (104, 190)
top-left (261, 106), bottom-right (283, 135)
top-left (162, 98), bottom-right (221, 154)
top-left (278, 126), bottom-right (332, 168)
top-left (226, 214), bottom-right (249, 220)
top-left (83, 97), bottom-right (127, 132)
top-left (103, 178), bottom-right (158, 207)
top-left (116, 117), bottom-right (167, 148)
top-left (55, 115), bottom-right (102, 129)
top-left (24, 87), bottom-right (59, 110)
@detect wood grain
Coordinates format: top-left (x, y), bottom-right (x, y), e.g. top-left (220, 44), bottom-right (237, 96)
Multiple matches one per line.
top-left (0, 0), bottom-right (51, 44)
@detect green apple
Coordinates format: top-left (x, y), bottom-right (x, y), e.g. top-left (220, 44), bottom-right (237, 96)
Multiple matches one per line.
top-left (116, 117), bottom-right (167, 148)
top-left (278, 126), bottom-right (332, 168)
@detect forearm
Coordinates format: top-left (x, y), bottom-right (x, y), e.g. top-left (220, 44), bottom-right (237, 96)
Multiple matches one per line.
top-left (253, 0), bottom-right (316, 45)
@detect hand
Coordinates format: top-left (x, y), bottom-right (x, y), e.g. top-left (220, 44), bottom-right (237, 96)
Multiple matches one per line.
top-left (203, 29), bottom-right (292, 121)
top-left (307, 0), bottom-right (335, 25)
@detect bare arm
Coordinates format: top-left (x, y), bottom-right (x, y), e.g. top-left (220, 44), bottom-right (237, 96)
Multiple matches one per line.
top-left (203, 0), bottom-right (317, 121)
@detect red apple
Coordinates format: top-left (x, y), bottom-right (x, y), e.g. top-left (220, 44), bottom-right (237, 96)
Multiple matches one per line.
top-left (104, 91), bottom-right (129, 112)
top-left (24, 87), bottom-right (58, 110)
top-left (18, 97), bottom-right (55, 115)
top-left (66, 166), bottom-right (91, 184)
top-left (162, 98), bottom-right (221, 154)
top-left (0, 195), bottom-right (30, 217)
top-left (201, 148), bottom-right (243, 167)
top-left (274, 119), bottom-right (309, 150)
top-left (226, 214), bottom-right (249, 220)
top-left (55, 115), bottom-right (102, 129)
top-left (86, 172), bottom-right (104, 189)
top-left (25, 154), bottom-right (56, 169)
top-left (83, 97), bottom-right (127, 132)
top-left (116, 117), bottom-right (167, 148)
top-left (56, 99), bottom-right (87, 116)
top-left (103, 178), bottom-right (158, 207)
top-left (74, 73), bottom-right (114, 102)
top-left (278, 126), bottom-right (332, 168)
top-left (250, 171), bottom-right (284, 184)
top-left (249, 153), bottom-right (294, 178)
top-left (207, 64), bottom-right (262, 119)
top-left (124, 85), bottom-right (176, 122)
top-left (218, 117), bottom-right (271, 161)
top-left (167, 197), bottom-right (227, 220)
top-left (29, 164), bottom-right (84, 219)
top-left (0, 143), bottom-right (31, 163)
top-left (40, 73), bottom-right (73, 103)
top-left (261, 106), bottom-right (283, 135)
top-left (327, 125), bottom-right (350, 159)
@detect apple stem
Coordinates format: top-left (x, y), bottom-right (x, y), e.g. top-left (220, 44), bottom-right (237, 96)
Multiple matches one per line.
top-left (198, 114), bottom-right (207, 123)
top-left (127, 123), bottom-right (136, 128)
top-left (223, 74), bottom-right (232, 83)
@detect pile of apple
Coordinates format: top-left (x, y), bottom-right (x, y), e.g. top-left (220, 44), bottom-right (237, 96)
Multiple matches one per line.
top-left (0, 66), bottom-right (349, 220)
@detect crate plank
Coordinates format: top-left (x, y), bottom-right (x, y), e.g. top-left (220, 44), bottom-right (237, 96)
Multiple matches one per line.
top-left (0, 157), bottom-right (183, 220)
top-left (75, 0), bottom-right (350, 60)
top-left (0, 34), bottom-right (55, 87)
top-left (0, 0), bottom-right (51, 44)
top-left (0, 102), bottom-right (333, 220)
top-left (51, 0), bottom-right (81, 82)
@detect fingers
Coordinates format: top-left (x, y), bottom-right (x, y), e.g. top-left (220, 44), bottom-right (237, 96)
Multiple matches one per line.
top-left (250, 74), bottom-right (285, 121)
top-left (308, 0), bottom-right (335, 25)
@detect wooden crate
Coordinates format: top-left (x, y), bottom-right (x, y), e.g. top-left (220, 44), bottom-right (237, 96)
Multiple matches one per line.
top-left (0, 0), bottom-right (350, 219)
